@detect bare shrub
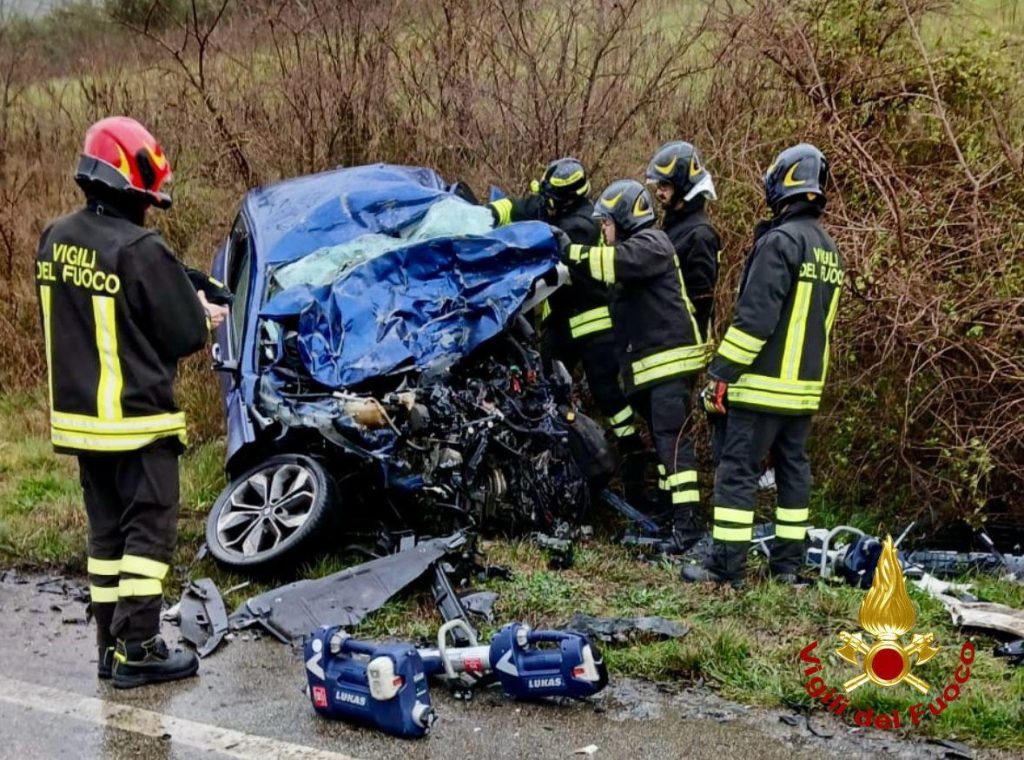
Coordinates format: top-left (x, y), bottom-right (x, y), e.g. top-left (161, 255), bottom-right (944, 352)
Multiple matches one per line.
top-left (2, 0), bottom-right (1022, 522)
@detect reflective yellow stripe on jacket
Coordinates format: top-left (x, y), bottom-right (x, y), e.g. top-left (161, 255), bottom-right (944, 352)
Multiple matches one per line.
top-left (728, 373), bottom-right (824, 412)
top-left (568, 306), bottom-right (612, 339)
top-left (630, 344), bottom-right (708, 387)
top-left (43, 291), bottom-right (188, 452)
top-left (490, 198), bottom-right (514, 227)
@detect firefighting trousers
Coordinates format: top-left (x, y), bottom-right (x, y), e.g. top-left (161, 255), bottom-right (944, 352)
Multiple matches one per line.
top-left (543, 325), bottom-right (637, 441)
top-left (629, 376), bottom-right (699, 523)
top-left (78, 440), bottom-right (180, 645)
top-left (712, 407), bottom-right (812, 573)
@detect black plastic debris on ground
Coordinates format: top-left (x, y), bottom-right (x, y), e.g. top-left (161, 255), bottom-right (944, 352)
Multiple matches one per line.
top-left (994, 639), bottom-right (1024, 666)
top-left (563, 613), bottom-right (688, 644)
top-left (179, 578), bottom-right (230, 657)
top-left (35, 576), bottom-right (89, 603)
top-left (459, 591), bottom-right (498, 623)
top-left (229, 533), bottom-right (467, 643)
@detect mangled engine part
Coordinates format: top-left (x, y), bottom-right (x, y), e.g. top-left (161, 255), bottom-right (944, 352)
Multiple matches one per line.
top-left (305, 626), bottom-right (437, 739)
top-left (229, 533), bottom-right (466, 643)
top-left (418, 619), bottom-right (609, 701)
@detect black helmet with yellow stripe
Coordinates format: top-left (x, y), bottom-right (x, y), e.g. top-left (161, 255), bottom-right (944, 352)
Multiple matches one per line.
top-left (592, 179), bottom-right (656, 237)
top-left (644, 141), bottom-right (716, 204)
top-left (536, 157), bottom-right (591, 210)
top-left (764, 143), bottom-right (829, 212)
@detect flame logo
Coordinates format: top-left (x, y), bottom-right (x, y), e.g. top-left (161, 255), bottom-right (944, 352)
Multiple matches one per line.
top-left (836, 535), bottom-right (940, 693)
top-left (859, 536), bottom-right (916, 638)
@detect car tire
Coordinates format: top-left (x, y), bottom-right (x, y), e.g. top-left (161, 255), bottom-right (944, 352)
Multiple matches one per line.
top-left (205, 454), bottom-right (338, 573)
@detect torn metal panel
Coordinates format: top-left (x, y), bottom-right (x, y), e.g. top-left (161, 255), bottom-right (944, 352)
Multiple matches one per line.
top-left (563, 614), bottom-right (688, 644)
top-left (229, 534), bottom-right (466, 642)
top-left (179, 578), bottom-right (229, 658)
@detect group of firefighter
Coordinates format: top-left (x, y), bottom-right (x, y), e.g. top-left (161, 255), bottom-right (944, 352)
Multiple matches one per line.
top-left (487, 145), bottom-right (843, 588)
top-left (34, 117), bottom-right (842, 690)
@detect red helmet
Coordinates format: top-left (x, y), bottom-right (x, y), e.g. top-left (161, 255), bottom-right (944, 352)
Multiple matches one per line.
top-left (75, 116), bottom-right (173, 209)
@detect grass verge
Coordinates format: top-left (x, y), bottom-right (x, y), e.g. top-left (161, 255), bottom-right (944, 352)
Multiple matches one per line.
top-left (1, 391), bottom-right (1021, 748)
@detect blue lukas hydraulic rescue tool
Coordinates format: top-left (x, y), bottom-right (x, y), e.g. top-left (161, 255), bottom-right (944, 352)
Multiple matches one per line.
top-left (418, 620), bottom-right (609, 699)
top-left (304, 626), bottom-right (437, 739)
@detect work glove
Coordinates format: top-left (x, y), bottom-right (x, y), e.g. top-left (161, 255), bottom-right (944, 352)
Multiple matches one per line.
top-left (701, 378), bottom-right (728, 415)
top-left (186, 266), bottom-right (234, 306)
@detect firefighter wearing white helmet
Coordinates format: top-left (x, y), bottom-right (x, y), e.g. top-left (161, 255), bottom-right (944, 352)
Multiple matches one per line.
top-left (645, 141), bottom-right (721, 340)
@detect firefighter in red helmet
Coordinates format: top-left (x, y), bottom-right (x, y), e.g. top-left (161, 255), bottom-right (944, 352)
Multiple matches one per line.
top-left (34, 117), bottom-right (228, 688)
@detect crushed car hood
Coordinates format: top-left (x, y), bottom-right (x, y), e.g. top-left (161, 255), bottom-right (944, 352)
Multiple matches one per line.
top-left (261, 221), bottom-right (558, 389)
top-left (250, 163), bottom-right (560, 390)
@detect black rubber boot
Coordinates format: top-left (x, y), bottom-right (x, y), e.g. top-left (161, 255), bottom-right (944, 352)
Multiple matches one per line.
top-left (98, 646), bottom-right (114, 679)
top-left (672, 506), bottom-right (702, 553)
top-left (89, 601), bottom-right (116, 679)
top-left (680, 541), bottom-right (747, 589)
top-left (770, 538), bottom-right (808, 586)
top-left (113, 636), bottom-right (199, 689)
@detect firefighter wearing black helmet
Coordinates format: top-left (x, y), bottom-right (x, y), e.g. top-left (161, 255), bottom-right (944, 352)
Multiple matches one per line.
top-left (560, 180), bottom-right (708, 548)
top-left (488, 159), bottom-right (644, 499)
top-left (682, 143), bottom-right (844, 587)
top-left (645, 141), bottom-right (721, 340)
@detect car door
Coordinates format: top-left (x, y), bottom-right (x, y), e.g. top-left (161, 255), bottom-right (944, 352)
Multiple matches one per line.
top-left (212, 215), bottom-right (257, 468)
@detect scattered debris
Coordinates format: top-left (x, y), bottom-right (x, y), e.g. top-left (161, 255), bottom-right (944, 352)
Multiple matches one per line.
top-left (563, 614), bottom-right (688, 644)
top-left (993, 639), bottom-right (1024, 666)
top-left (179, 578), bottom-right (230, 658)
top-left (928, 738), bottom-right (973, 759)
top-left (531, 532), bottom-right (574, 569)
top-left (914, 573), bottom-right (976, 600)
top-left (923, 593), bottom-right (1024, 638)
top-left (459, 591), bottom-right (498, 623)
top-left (229, 534), bottom-right (466, 643)
top-left (905, 549), bottom-right (1024, 581)
top-left (35, 576), bottom-right (89, 603)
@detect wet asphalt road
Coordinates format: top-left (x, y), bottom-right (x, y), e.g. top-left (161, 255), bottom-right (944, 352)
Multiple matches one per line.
top-left (0, 577), bottom-right (995, 759)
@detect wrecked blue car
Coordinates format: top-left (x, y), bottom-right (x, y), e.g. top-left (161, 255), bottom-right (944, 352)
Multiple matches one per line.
top-left (206, 165), bottom-right (612, 571)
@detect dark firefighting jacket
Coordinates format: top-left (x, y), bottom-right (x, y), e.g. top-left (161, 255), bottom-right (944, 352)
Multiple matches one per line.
top-left (34, 202), bottom-right (209, 454)
top-left (565, 228), bottom-right (707, 394)
top-left (708, 202), bottom-right (843, 415)
top-left (490, 195), bottom-right (610, 339)
top-left (662, 203), bottom-right (720, 341)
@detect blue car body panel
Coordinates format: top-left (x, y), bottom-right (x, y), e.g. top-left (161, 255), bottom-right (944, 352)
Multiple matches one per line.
top-left (218, 164), bottom-right (558, 468)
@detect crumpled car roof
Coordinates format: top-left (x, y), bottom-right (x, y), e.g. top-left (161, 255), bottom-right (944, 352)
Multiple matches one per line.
top-left (246, 164), bottom-right (454, 266)
top-left (244, 164), bottom-right (559, 390)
